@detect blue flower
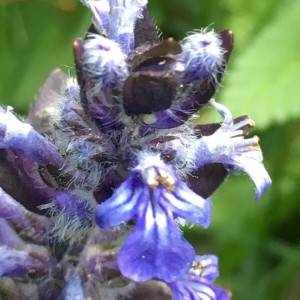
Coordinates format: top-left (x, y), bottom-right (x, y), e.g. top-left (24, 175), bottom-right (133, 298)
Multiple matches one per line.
top-left (194, 100), bottom-right (272, 199)
top-left (169, 255), bottom-right (230, 300)
top-left (96, 153), bottom-right (211, 282)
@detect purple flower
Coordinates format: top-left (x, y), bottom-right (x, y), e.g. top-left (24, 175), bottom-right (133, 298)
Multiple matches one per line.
top-left (194, 99), bottom-right (272, 199)
top-left (169, 255), bottom-right (230, 300)
top-left (96, 153), bottom-right (211, 282)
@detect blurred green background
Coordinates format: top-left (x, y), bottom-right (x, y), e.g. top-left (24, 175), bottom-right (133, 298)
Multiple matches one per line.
top-left (1, 0), bottom-right (300, 299)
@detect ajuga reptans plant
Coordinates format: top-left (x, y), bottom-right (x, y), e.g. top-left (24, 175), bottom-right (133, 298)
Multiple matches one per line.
top-left (0, 1), bottom-right (271, 299)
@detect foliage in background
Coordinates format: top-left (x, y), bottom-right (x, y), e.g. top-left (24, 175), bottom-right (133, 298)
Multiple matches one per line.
top-left (1, 0), bottom-right (300, 299)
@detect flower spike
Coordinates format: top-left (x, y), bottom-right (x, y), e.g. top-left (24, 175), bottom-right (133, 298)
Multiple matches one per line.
top-left (0, 1), bottom-right (271, 298)
top-left (169, 255), bottom-right (230, 300)
top-left (194, 100), bottom-right (272, 199)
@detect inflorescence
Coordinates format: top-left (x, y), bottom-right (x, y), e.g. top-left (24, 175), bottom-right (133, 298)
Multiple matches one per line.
top-left (0, 1), bottom-right (271, 299)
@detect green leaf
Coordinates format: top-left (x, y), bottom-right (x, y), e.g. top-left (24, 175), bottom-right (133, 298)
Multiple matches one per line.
top-left (220, 0), bottom-right (300, 129)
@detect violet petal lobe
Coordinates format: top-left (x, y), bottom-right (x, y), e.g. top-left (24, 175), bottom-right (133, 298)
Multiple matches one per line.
top-left (169, 254), bottom-right (230, 300)
top-left (95, 173), bottom-right (144, 228)
top-left (170, 277), bottom-right (230, 300)
top-left (159, 179), bottom-right (212, 228)
top-left (117, 198), bottom-right (195, 282)
top-left (136, 155), bottom-right (212, 227)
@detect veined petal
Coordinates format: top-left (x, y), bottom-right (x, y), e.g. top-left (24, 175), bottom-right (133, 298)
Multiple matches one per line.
top-left (118, 199), bottom-right (195, 282)
top-left (136, 153), bottom-right (211, 227)
top-left (159, 180), bottom-right (211, 228)
top-left (170, 278), bottom-right (223, 300)
top-left (95, 173), bottom-right (144, 227)
top-left (169, 253), bottom-right (230, 300)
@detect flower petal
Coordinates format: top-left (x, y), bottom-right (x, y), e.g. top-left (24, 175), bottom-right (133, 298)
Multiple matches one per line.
top-left (118, 199), bottom-right (195, 282)
top-left (170, 276), bottom-right (230, 300)
top-left (226, 154), bottom-right (272, 199)
top-left (95, 173), bottom-right (144, 227)
top-left (194, 101), bottom-right (271, 199)
top-left (160, 180), bottom-right (212, 228)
